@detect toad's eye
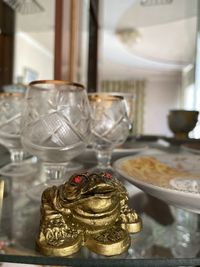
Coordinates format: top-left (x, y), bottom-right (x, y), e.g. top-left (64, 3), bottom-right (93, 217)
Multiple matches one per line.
top-left (69, 173), bottom-right (89, 186)
top-left (103, 172), bottom-right (112, 179)
top-left (71, 175), bottom-right (82, 184)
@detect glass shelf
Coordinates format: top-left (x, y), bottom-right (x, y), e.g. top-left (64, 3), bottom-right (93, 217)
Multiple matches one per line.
top-left (1, 181), bottom-right (200, 266)
top-left (1, 144), bottom-right (200, 266)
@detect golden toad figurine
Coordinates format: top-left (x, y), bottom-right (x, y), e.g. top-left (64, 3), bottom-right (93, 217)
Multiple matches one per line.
top-left (36, 172), bottom-right (142, 256)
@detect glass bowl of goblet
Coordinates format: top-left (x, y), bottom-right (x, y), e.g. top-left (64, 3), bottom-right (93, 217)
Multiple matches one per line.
top-left (0, 92), bottom-right (38, 178)
top-left (88, 93), bottom-right (130, 173)
top-left (21, 80), bottom-right (91, 186)
top-left (105, 92), bottom-right (135, 135)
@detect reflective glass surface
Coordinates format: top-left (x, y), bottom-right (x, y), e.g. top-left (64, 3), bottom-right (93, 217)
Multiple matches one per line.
top-left (1, 138), bottom-right (200, 266)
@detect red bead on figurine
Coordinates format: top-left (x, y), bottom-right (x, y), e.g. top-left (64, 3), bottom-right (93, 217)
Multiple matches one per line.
top-left (103, 172), bottom-right (112, 179)
top-left (72, 175), bottom-right (82, 183)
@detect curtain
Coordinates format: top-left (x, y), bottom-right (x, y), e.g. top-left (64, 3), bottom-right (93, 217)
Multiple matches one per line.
top-left (100, 80), bottom-right (145, 135)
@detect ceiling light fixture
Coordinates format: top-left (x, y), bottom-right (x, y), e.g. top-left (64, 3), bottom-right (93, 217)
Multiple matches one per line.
top-left (3, 0), bottom-right (44, 14)
top-left (140, 0), bottom-right (173, 6)
top-left (116, 28), bottom-right (141, 47)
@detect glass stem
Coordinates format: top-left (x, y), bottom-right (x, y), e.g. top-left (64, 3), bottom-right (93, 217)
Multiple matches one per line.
top-left (40, 162), bottom-right (68, 182)
top-left (9, 149), bottom-right (25, 163)
top-left (95, 148), bottom-right (112, 169)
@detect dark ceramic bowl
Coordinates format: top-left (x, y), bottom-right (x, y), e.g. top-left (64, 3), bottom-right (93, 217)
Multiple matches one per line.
top-left (168, 109), bottom-right (199, 139)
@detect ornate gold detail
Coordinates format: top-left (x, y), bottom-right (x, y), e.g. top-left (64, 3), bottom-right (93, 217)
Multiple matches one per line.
top-left (36, 172), bottom-right (142, 256)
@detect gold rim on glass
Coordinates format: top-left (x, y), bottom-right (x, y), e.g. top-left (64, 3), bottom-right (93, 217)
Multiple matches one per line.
top-left (88, 93), bottom-right (124, 102)
top-left (0, 92), bottom-right (24, 97)
top-left (29, 80), bottom-right (85, 89)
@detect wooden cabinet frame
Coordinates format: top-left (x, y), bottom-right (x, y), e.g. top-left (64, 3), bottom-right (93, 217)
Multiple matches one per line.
top-left (54, 0), bottom-right (99, 91)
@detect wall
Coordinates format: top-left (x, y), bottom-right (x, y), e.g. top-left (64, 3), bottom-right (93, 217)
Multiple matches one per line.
top-left (13, 31), bottom-right (54, 84)
top-left (143, 74), bottom-right (182, 136)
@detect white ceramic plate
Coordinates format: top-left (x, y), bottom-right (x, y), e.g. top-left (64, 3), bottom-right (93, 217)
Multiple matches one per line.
top-left (181, 143), bottom-right (200, 154)
top-left (114, 154), bottom-right (200, 213)
top-left (114, 143), bottom-right (148, 154)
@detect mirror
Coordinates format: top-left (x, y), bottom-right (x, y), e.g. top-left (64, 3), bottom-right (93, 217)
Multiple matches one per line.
top-left (98, 0), bottom-right (198, 137)
top-left (0, 0), bottom-right (199, 138)
top-left (0, 0), bottom-right (55, 91)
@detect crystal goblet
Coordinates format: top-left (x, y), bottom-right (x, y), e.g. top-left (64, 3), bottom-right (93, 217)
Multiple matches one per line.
top-left (88, 93), bottom-right (130, 172)
top-left (106, 92), bottom-right (135, 135)
top-left (21, 80), bottom-right (91, 184)
top-left (0, 92), bottom-right (37, 178)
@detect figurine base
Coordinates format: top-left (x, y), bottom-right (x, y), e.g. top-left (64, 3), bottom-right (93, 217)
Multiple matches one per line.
top-left (36, 233), bottom-right (83, 257)
top-left (86, 225), bottom-right (130, 256)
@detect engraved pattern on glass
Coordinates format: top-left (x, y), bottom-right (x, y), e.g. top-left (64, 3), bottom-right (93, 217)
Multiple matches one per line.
top-left (21, 81), bottom-right (91, 182)
top-left (0, 93), bottom-right (38, 178)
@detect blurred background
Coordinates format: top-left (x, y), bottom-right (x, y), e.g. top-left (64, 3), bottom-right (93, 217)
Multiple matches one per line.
top-left (0, 0), bottom-right (199, 138)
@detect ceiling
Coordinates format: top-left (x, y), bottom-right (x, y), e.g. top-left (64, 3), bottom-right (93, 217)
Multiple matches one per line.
top-left (14, 0), bottom-right (198, 81)
top-left (99, 0), bottom-right (198, 80)
top-left (15, 0), bottom-right (55, 54)
top-left (102, 0), bottom-right (197, 29)
top-left (16, 0), bottom-right (55, 32)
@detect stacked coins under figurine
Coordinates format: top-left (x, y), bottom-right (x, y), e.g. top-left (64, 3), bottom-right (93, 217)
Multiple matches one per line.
top-left (36, 172), bottom-right (142, 256)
